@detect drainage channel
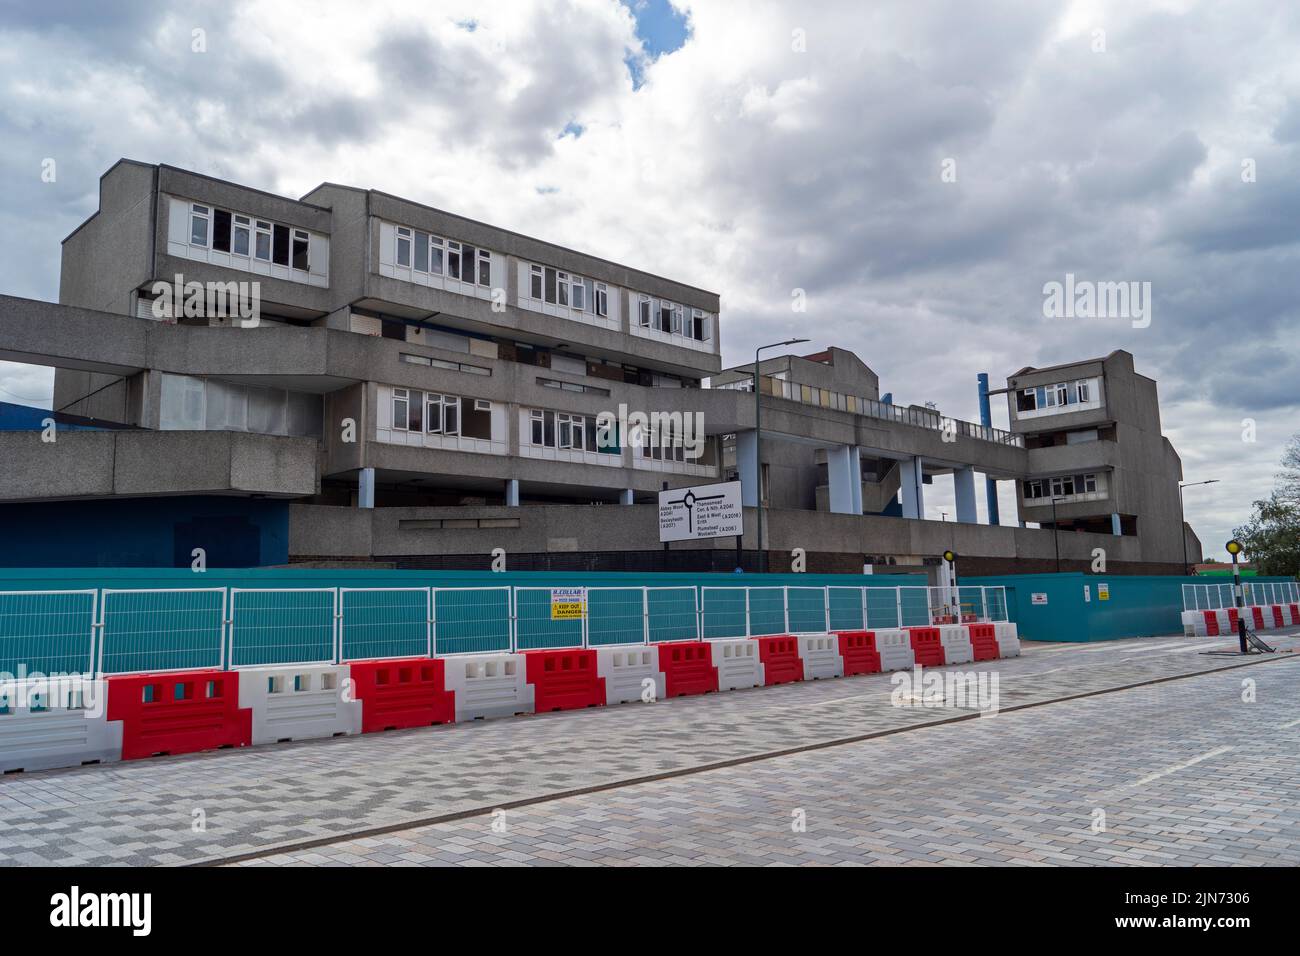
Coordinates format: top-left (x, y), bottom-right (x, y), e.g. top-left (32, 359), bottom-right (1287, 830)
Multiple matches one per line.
top-left (201, 649), bottom-right (1299, 867)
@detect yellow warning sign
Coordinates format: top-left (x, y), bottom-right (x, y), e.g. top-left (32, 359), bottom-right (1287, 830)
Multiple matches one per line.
top-left (550, 588), bottom-right (586, 620)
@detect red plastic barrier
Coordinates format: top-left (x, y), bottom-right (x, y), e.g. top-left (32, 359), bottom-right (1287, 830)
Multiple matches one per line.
top-left (1251, 607), bottom-right (1266, 629)
top-left (753, 636), bottom-right (803, 686)
top-left (106, 670), bottom-right (251, 761)
top-left (833, 631), bottom-right (882, 676)
top-left (656, 641), bottom-right (719, 698)
top-left (523, 648), bottom-right (606, 712)
top-left (1203, 610), bottom-right (1221, 636)
top-left (1289, 604), bottom-right (1300, 626)
top-left (964, 623), bottom-right (1000, 662)
top-left (350, 657), bottom-right (455, 732)
top-left (1227, 608), bottom-right (1240, 630)
top-left (907, 627), bottom-right (946, 667)
top-left (1270, 606), bottom-right (1285, 628)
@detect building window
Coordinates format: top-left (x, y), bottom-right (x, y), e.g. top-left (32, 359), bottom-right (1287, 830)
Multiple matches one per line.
top-left (396, 227), bottom-right (412, 268)
top-left (272, 224), bottom-right (290, 266)
top-left (255, 221), bottom-right (272, 261)
top-left (212, 209), bottom-right (232, 252)
top-left (392, 389), bottom-right (409, 431)
top-left (530, 409), bottom-right (545, 445)
top-left (544, 267), bottom-right (557, 304)
top-left (232, 215), bottom-right (251, 256)
top-left (1076, 380), bottom-right (1091, 403)
top-left (530, 264), bottom-right (543, 299)
top-left (292, 229), bottom-right (310, 271)
top-left (478, 249), bottom-right (491, 286)
top-left (189, 204), bottom-right (210, 247)
top-left (447, 241), bottom-right (462, 280)
top-left (463, 399), bottom-right (492, 439)
top-left (1084, 474), bottom-right (1098, 493)
top-left (571, 276), bottom-right (586, 311)
top-left (638, 295), bottom-right (652, 327)
top-left (557, 271), bottom-right (569, 307)
top-left (595, 283), bottom-right (608, 317)
top-left (414, 231), bottom-right (429, 272)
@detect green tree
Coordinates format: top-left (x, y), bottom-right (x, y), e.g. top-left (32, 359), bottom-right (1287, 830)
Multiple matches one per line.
top-left (1233, 436), bottom-right (1300, 576)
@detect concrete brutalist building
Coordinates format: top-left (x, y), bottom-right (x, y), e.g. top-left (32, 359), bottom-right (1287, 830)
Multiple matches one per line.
top-left (0, 160), bottom-right (1201, 575)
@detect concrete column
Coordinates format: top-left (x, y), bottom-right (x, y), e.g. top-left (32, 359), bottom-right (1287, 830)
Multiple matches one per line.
top-left (358, 467), bottom-right (375, 509)
top-left (954, 467), bottom-right (978, 523)
top-left (827, 444), bottom-right (856, 515)
top-left (849, 446), bottom-right (862, 515)
top-left (620, 488), bottom-right (634, 505)
top-left (505, 478), bottom-right (520, 507)
top-left (899, 456), bottom-right (925, 519)
top-left (1111, 512), bottom-right (1122, 536)
top-left (737, 430), bottom-right (759, 507)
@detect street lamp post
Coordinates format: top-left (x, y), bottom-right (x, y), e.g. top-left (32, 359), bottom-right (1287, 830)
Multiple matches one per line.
top-left (1178, 479), bottom-right (1219, 576)
top-left (1227, 539), bottom-right (1248, 654)
top-left (754, 337), bottom-right (810, 574)
top-left (1050, 496), bottom-right (1066, 573)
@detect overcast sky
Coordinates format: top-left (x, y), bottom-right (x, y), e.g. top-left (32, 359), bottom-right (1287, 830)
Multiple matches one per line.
top-left (1, 0), bottom-right (1297, 555)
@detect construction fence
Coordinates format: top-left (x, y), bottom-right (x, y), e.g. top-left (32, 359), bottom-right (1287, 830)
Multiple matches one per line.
top-left (0, 583), bottom-right (1008, 678)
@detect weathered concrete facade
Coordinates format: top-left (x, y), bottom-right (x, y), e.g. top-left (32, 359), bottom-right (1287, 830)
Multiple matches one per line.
top-left (0, 161), bottom-right (1201, 573)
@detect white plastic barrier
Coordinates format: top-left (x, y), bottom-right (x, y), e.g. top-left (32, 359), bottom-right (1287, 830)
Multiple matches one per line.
top-left (993, 622), bottom-right (1021, 658)
top-left (872, 628), bottom-right (916, 672)
top-left (596, 646), bottom-right (665, 705)
top-left (937, 625), bottom-right (974, 665)
top-left (0, 680), bottom-right (122, 773)
top-left (237, 664), bottom-right (363, 745)
top-left (796, 634), bottom-right (844, 680)
top-left (709, 638), bottom-right (764, 691)
top-left (440, 652), bottom-right (535, 721)
top-left (1181, 610), bottom-right (1206, 637)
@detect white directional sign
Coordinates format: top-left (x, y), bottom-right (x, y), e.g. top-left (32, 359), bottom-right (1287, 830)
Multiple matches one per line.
top-left (658, 480), bottom-right (744, 543)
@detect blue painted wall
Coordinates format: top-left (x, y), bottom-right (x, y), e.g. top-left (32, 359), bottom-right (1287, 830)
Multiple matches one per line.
top-left (962, 572), bottom-right (1297, 642)
top-left (0, 566), bottom-right (927, 592)
top-left (0, 497), bottom-right (290, 568)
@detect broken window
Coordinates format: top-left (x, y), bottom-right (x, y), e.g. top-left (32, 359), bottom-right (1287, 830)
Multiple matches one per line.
top-left (291, 229), bottom-right (310, 271)
top-left (272, 224), bottom-right (290, 266)
top-left (462, 400), bottom-right (491, 439)
top-left (212, 209), bottom-right (232, 252)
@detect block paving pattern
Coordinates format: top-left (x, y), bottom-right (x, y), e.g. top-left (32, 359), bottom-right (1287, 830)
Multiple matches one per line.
top-left (0, 630), bottom-right (1296, 866)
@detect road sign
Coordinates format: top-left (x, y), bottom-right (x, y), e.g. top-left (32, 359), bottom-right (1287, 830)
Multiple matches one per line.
top-left (658, 480), bottom-right (743, 543)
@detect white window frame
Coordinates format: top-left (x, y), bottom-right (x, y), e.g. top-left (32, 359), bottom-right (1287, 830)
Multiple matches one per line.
top-left (1084, 473), bottom-right (1098, 493)
top-left (1076, 379), bottom-right (1091, 403)
top-left (292, 229), bottom-right (310, 272)
top-left (595, 283), bottom-right (609, 317)
top-left (477, 249), bottom-right (491, 286)
top-left (571, 276), bottom-right (586, 312)
top-left (392, 388), bottom-right (410, 432)
top-left (396, 227), bottom-right (412, 268)
top-left (254, 220), bottom-right (272, 261)
top-left (430, 235), bottom-right (444, 275)
top-left (232, 214), bottom-right (251, 257)
top-left (530, 264), bottom-right (543, 299)
top-left (190, 204), bottom-right (210, 248)
top-left (529, 409), bottom-right (545, 446)
top-left (557, 271), bottom-right (569, 307)
top-left (638, 295), bottom-right (652, 328)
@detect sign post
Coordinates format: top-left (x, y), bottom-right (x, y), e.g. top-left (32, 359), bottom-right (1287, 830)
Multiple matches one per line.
top-left (658, 480), bottom-right (744, 544)
top-left (1226, 539), bottom-right (1248, 654)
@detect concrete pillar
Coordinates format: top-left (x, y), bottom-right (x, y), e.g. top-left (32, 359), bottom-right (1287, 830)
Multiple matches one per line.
top-left (954, 467), bottom-right (978, 523)
top-left (1111, 512), bottom-right (1122, 536)
top-left (737, 430), bottom-right (759, 507)
top-left (899, 456), bottom-right (925, 519)
top-left (849, 446), bottom-right (862, 515)
top-left (505, 478), bottom-right (520, 507)
top-left (620, 488), bottom-right (634, 505)
top-left (827, 444), bottom-right (856, 515)
top-left (358, 467), bottom-right (375, 509)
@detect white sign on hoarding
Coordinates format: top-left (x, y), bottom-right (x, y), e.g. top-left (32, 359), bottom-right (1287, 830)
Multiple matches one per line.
top-left (658, 480), bottom-right (743, 543)
top-left (1031, 592), bottom-right (1048, 605)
